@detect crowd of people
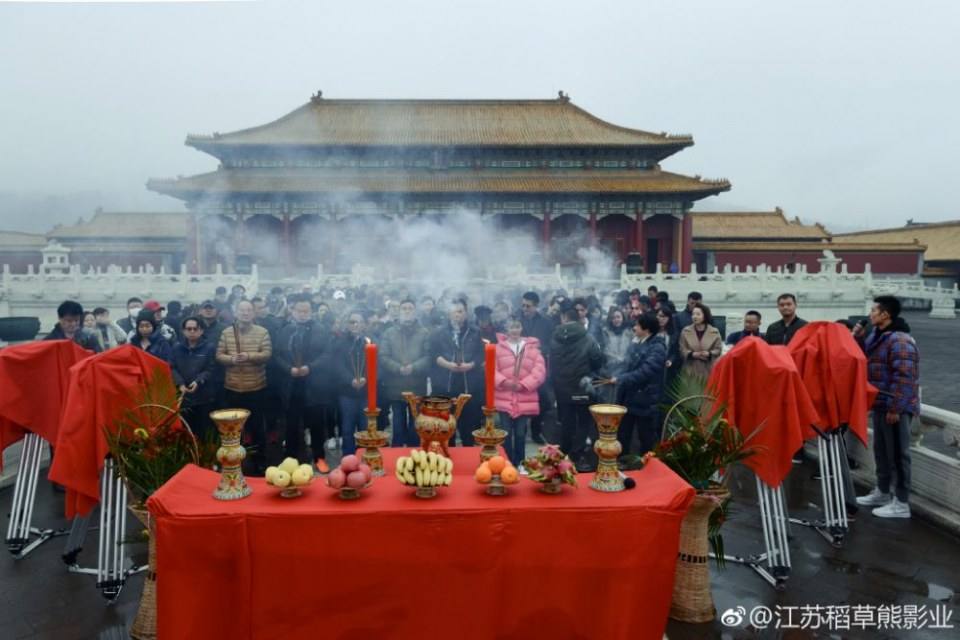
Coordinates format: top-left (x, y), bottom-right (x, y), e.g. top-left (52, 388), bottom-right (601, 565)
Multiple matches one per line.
top-left (40, 281), bottom-right (920, 518)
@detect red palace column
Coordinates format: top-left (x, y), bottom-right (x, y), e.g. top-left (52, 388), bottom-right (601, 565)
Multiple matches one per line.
top-left (282, 213), bottom-right (292, 276)
top-left (634, 211), bottom-right (645, 267)
top-left (681, 213), bottom-right (693, 273)
top-left (187, 211), bottom-right (201, 274)
top-left (542, 208), bottom-right (552, 264)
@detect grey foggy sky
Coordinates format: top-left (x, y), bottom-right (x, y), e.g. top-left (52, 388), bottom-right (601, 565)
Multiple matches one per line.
top-left (1, 0), bottom-right (958, 233)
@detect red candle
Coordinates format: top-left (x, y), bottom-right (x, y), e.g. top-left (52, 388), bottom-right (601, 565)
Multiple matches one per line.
top-left (365, 342), bottom-right (378, 412)
top-left (484, 342), bottom-right (496, 408)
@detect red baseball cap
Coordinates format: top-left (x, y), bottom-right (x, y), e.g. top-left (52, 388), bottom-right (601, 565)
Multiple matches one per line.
top-left (143, 300), bottom-right (164, 312)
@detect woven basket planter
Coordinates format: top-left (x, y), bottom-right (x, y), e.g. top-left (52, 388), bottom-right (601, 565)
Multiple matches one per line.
top-left (129, 506), bottom-right (157, 640)
top-left (669, 487), bottom-right (729, 623)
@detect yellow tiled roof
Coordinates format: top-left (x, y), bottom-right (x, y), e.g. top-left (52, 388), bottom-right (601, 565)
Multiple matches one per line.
top-left (691, 209), bottom-right (829, 240)
top-left (186, 97), bottom-right (694, 148)
top-left (834, 222), bottom-right (960, 262)
top-left (0, 231), bottom-right (47, 248)
top-left (148, 168), bottom-right (730, 197)
top-left (48, 212), bottom-right (187, 239)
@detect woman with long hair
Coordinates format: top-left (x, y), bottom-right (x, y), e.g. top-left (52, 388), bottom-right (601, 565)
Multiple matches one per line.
top-left (678, 302), bottom-right (722, 378)
top-left (601, 307), bottom-right (632, 403)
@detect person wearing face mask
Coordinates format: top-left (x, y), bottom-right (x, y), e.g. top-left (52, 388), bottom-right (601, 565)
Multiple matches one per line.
top-left (380, 299), bottom-right (431, 447)
top-left (274, 295), bottom-right (336, 473)
top-left (117, 296), bottom-right (143, 335)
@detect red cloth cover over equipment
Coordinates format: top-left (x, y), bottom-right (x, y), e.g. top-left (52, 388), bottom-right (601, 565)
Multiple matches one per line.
top-left (0, 340), bottom-right (91, 469)
top-left (708, 337), bottom-right (821, 488)
top-left (787, 321), bottom-right (878, 444)
top-left (48, 345), bottom-right (172, 518)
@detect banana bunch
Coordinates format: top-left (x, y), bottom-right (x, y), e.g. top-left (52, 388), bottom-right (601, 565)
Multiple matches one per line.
top-left (395, 449), bottom-right (453, 488)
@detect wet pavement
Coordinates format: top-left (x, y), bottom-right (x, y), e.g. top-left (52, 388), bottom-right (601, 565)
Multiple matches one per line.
top-left (1, 453), bottom-right (957, 639)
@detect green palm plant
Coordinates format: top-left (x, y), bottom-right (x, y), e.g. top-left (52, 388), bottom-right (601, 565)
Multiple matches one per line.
top-left (103, 369), bottom-right (218, 505)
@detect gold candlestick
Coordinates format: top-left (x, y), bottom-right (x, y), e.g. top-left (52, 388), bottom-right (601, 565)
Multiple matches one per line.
top-left (472, 406), bottom-right (507, 462)
top-left (589, 404), bottom-right (628, 492)
top-left (210, 408), bottom-right (252, 500)
top-left (355, 408), bottom-right (388, 477)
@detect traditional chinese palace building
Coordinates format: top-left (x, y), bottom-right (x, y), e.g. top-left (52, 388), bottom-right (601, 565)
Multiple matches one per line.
top-left (147, 93), bottom-right (731, 275)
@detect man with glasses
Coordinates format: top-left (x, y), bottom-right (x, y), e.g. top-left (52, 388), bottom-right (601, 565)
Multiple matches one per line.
top-left (171, 316), bottom-right (217, 440)
top-left (520, 291), bottom-right (556, 444)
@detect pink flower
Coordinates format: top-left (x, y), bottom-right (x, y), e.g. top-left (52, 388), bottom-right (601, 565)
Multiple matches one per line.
top-left (556, 460), bottom-right (573, 474)
top-left (541, 466), bottom-right (558, 480)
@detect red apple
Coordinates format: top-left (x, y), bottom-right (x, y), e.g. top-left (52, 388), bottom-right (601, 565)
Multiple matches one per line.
top-left (340, 454), bottom-right (361, 473)
top-left (358, 463), bottom-right (372, 482)
top-left (327, 468), bottom-right (346, 489)
top-left (346, 471), bottom-right (367, 489)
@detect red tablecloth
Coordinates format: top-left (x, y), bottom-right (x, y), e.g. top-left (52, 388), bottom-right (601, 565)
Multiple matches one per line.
top-left (787, 321), bottom-right (878, 444)
top-left (0, 340), bottom-right (91, 469)
top-left (709, 337), bottom-right (821, 488)
top-left (147, 452), bottom-right (694, 640)
top-left (49, 345), bottom-right (172, 518)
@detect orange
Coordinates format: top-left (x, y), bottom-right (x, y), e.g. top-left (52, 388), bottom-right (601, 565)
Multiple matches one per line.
top-left (487, 455), bottom-right (506, 474)
top-left (475, 465), bottom-right (493, 484)
top-left (501, 466), bottom-right (518, 484)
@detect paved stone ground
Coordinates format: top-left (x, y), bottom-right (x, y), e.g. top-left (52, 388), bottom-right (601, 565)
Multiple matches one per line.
top-left (902, 312), bottom-right (960, 414)
top-left (1, 454), bottom-right (958, 639)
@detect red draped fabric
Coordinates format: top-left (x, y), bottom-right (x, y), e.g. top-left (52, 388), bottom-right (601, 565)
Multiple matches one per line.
top-left (48, 345), bottom-right (172, 518)
top-left (147, 454), bottom-right (695, 640)
top-left (0, 340), bottom-right (91, 469)
top-left (708, 337), bottom-right (821, 488)
top-left (787, 321), bottom-right (878, 444)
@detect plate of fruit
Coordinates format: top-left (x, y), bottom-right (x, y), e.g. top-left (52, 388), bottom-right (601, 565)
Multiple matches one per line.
top-left (265, 458), bottom-right (315, 498)
top-left (474, 455), bottom-right (519, 496)
top-left (326, 454), bottom-right (373, 500)
top-left (395, 449), bottom-right (453, 498)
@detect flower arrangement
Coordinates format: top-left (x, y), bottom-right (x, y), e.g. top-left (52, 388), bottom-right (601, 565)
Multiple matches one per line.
top-left (104, 369), bottom-right (218, 505)
top-left (522, 444), bottom-right (578, 487)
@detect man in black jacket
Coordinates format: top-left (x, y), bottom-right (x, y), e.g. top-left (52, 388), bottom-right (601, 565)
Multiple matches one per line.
top-left (550, 301), bottom-right (604, 472)
top-left (429, 300), bottom-right (483, 446)
top-left (727, 310), bottom-right (764, 346)
top-left (333, 310), bottom-right (374, 456)
top-left (613, 313), bottom-right (667, 456)
top-left (274, 296), bottom-right (336, 472)
top-left (765, 294), bottom-right (808, 346)
top-left (520, 291), bottom-right (556, 444)
top-left (170, 316), bottom-right (217, 440)
top-left (44, 300), bottom-right (102, 352)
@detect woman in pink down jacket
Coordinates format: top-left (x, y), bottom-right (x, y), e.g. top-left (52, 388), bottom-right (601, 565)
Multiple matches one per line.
top-left (494, 318), bottom-right (547, 467)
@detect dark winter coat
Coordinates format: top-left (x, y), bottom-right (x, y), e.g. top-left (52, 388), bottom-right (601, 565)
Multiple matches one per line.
top-left (273, 319), bottom-right (336, 408)
top-left (379, 320), bottom-right (431, 400)
top-left (549, 321), bottom-right (604, 404)
top-left (132, 332), bottom-right (173, 363)
top-left (765, 317), bottom-right (808, 346)
top-left (429, 323), bottom-right (484, 396)
top-left (520, 312), bottom-right (556, 354)
top-left (616, 336), bottom-right (667, 417)
top-left (43, 325), bottom-right (103, 353)
top-left (170, 336), bottom-right (217, 406)
top-left (332, 333), bottom-right (374, 399)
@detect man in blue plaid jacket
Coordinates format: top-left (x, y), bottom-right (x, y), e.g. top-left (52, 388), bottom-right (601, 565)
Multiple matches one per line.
top-left (853, 295), bottom-right (920, 519)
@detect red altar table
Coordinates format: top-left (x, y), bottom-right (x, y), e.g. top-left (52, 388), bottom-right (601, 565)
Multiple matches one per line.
top-left (147, 449), bottom-right (694, 640)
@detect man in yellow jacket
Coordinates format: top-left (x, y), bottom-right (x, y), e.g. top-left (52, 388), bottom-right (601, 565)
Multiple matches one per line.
top-left (217, 299), bottom-right (272, 474)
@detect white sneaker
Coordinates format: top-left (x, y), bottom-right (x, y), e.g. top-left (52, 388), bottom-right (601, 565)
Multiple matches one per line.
top-left (872, 497), bottom-right (911, 519)
top-left (856, 488), bottom-right (892, 507)
top-left (325, 437), bottom-right (337, 451)
top-left (518, 466), bottom-right (529, 476)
